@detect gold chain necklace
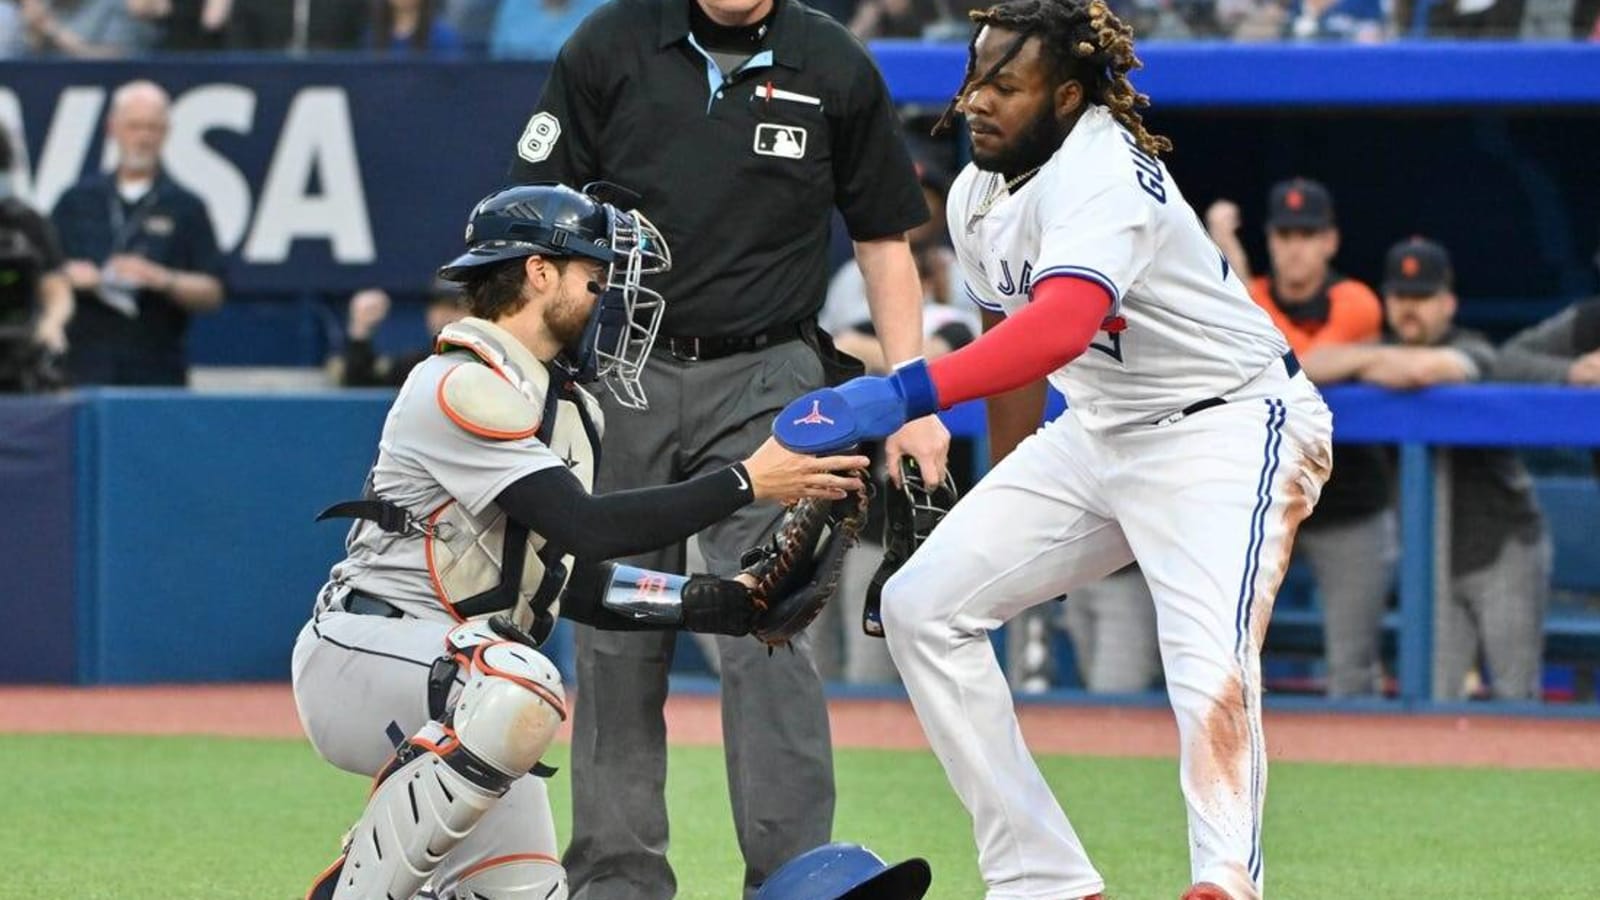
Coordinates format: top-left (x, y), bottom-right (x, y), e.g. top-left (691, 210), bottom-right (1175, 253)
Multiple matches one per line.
top-left (967, 166), bottom-right (1041, 233)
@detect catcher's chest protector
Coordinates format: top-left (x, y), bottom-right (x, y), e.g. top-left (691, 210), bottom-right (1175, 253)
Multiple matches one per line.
top-left (427, 320), bottom-right (603, 631)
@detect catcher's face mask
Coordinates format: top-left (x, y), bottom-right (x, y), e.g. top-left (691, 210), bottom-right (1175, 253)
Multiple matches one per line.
top-left (584, 205), bottom-right (670, 410)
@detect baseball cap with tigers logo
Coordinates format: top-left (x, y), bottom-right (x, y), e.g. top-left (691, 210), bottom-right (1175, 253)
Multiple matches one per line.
top-left (1382, 236), bottom-right (1453, 297)
top-left (1266, 177), bottom-right (1335, 230)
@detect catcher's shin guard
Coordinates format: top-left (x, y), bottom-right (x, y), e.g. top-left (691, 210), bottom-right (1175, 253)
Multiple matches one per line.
top-left (456, 853), bottom-right (569, 899)
top-left (307, 640), bottom-right (566, 900)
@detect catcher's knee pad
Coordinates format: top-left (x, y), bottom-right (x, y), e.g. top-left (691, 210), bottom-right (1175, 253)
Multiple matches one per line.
top-left (454, 854), bottom-right (568, 899)
top-left (308, 639), bottom-right (566, 900)
top-left (451, 640), bottom-right (566, 777)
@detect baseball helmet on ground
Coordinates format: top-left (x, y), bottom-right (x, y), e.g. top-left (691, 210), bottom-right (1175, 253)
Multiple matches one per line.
top-left (755, 842), bottom-right (932, 900)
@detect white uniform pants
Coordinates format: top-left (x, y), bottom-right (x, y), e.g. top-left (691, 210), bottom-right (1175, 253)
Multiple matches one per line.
top-left (291, 611), bottom-right (563, 895)
top-left (881, 373), bottom-right (1332, 900)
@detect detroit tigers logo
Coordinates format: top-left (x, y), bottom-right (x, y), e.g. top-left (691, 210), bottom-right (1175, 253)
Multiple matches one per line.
top-left (793, 400), bottom-right (835, 426)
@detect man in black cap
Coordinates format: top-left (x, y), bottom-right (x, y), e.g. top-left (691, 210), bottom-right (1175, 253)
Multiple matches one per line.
top-left (1304, 236), bottom-right (1551, 701)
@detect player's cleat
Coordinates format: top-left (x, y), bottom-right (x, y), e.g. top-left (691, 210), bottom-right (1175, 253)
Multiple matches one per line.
top-left (1181, 883), bottom-right (1233, 900)
top-left (772, 359), bottom-right (939, 454)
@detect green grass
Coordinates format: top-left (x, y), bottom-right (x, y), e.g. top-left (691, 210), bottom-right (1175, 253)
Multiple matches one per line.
top-left (4, 735), bottom-right (1598, 898)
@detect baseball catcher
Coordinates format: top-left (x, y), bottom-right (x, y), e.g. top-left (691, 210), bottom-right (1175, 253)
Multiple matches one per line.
top-left (293, 183), bottom-right (867, 900)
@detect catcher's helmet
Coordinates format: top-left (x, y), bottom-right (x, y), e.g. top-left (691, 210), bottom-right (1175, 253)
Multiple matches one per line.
top-left (438, 182), bottom-right (671, 409)
top-left (755, 842), bottom-right (931, 900)
top-left (438, 183), bottom-right (618, 278)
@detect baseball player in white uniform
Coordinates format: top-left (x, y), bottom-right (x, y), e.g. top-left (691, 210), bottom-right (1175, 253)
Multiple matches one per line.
top-left (771, 3), bottom-right (1334, 898)
top-left (293, 183), bottom-right (866, 900)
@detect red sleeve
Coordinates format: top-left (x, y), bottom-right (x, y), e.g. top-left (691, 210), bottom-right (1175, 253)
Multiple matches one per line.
top-left (927, 275), bottom-right (1113, 407)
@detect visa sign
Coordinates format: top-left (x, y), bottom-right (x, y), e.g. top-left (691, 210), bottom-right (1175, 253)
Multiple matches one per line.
top-left (0, 83), bottom-right (374, 265)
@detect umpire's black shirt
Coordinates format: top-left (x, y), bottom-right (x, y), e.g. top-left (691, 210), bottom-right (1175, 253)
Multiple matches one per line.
top-left (508, 0), bottom-right (928, 338)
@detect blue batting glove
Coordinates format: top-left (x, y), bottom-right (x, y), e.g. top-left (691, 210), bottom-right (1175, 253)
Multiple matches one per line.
top-left (773, 358), bottom-right (939, 453)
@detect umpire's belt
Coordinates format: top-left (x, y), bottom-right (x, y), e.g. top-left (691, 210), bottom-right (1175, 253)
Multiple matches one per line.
top-left (343, 590), bottom-right (405, 619)
top-left (662, 321), bottom-right (806, 361)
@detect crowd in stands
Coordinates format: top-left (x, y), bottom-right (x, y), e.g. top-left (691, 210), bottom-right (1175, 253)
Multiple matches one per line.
top-left (0, 0), bottom-right (1597, 58)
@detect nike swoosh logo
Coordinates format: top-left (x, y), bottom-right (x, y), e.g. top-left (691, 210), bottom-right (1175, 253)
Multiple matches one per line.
top-left (732, 467), bottom-right (750, 492)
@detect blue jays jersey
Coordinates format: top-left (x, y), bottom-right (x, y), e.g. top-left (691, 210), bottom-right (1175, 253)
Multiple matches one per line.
top-left (948, 106), bottom-right (1289, 431)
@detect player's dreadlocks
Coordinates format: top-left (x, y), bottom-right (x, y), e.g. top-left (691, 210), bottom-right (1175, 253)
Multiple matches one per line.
top-left (932, 0), bottom-right (1172, 158)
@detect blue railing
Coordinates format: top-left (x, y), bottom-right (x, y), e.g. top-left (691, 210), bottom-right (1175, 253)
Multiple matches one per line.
top-left (1, 385), bottom-right (1593, 697)
top-left (870, 40), bottom-right (1600, 107)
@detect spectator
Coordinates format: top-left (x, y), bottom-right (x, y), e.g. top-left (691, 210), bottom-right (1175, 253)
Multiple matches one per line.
top-left (489, 0), bottom-right (604, 60)
top-left (0, 125), bottom-right (72, 391)
top-left (51, 80), bottom-right (224, 386)
top-left (1286, 0), bottom-right (1385, 39)
top-left (1393, 0), bottom-right (1526, 36)
top-left (1498, 293), bottom-right (1600, 475)
top-left (1305, 237), bottom-right (1551, 701)
top-left (368, 0), bottom-right (461, 55)
top-left (822, 159), bottom-right (973, 364)
top-left (334, 279), bottom-right (469, 387)
top-left (2, 1), bottom-right (26, 55)
top-left (223, 0), bottom-right (365, 51)
top-left (847, 0), bottom-right (940, 38)
top-left (1498, 295), bottom-right (1600, 387)
top-left (1214, 0), bottom-right (1289, 39)
top-left (139, 0), bottom-right (230, 51)
top-left (19, 0), bottom-right (160, 56)
top-left (441, 0), bottom-right (496, 52)
top-left (1209, 178), bottom-right (1398, 699)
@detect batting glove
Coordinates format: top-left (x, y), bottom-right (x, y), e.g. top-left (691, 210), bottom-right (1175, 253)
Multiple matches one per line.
top-left (772, 358), bottom-right (940, 454)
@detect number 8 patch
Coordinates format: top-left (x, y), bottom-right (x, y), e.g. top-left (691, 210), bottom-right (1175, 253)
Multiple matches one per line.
top-left (518, 112), bottom-right (562, 164)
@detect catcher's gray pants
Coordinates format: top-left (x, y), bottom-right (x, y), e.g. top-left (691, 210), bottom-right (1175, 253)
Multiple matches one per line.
top-left (1297, 509), bottom-right (1399, 697)
top-left (1434, 533), bottom-right (1551, 701)
top-left (563, 340), bottom-right (834, 900)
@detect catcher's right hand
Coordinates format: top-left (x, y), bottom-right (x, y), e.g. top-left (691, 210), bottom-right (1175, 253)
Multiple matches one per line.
top-left (740, 486), bottom-right (870, 648)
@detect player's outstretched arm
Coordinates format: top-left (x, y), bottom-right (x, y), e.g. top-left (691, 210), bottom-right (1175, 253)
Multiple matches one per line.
top-left (773, 275), bottom-right (1111, 454)
top-left (558, 486), bottom-right (868, 644)
top-left (493, 444), bottom-right (868, 563)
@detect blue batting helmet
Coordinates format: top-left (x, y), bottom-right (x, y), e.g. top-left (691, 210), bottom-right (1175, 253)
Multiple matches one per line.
top-left (755, 842), bottom-right (932, 900)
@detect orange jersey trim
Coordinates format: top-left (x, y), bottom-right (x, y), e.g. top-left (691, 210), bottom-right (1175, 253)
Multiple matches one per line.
top-left (423, 501), bottom-right (468, 623)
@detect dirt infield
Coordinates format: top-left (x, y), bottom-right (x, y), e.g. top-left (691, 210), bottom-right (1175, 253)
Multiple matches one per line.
top-left (3, 684), bottom-right (1598, 770)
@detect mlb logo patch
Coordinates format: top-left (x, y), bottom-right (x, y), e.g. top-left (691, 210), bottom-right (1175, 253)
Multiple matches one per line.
top-left (753, 124), bottom-right (806, 160)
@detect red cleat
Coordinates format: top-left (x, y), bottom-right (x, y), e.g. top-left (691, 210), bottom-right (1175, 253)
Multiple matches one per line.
top-left (1181, 884), bottom-right (1233, 900)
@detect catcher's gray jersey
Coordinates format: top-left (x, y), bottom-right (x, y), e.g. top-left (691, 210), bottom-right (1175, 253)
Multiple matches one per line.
top-left (323, 317), bottom-right (601, 624)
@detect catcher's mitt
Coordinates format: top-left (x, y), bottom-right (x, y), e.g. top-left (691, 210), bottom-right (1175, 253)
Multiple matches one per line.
top-left (741, 485), bottom-right (870, 648)
top-left (863, 457), bottom-right (958, 638)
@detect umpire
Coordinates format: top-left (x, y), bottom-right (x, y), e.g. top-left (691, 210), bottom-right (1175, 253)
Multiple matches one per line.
top-left (507, 0), bottom-right (948, 896)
